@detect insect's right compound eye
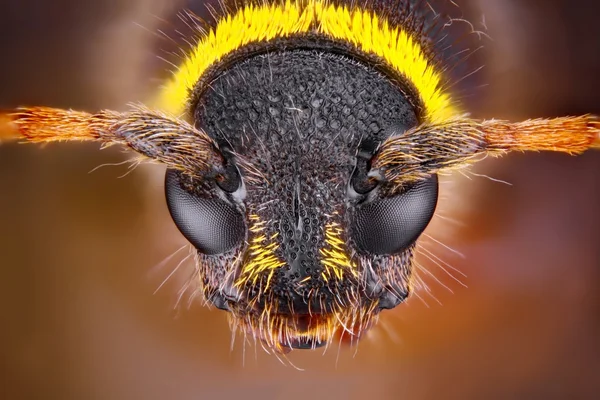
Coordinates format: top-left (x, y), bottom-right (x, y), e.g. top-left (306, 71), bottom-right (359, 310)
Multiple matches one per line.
top-left (351, 175), bottom-right (439, 255)
top-left (164, 169), bottom-right (246, 255)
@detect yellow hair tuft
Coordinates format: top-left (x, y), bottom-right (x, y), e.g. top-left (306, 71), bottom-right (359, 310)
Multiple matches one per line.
top-left (155, 0), bottom-right (456, 122)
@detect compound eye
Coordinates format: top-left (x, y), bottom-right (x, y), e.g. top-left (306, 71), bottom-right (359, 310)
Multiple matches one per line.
top-left (351, 175), bottom-right (439, 255)
top-left (165, 169), bottom-right (245, 255)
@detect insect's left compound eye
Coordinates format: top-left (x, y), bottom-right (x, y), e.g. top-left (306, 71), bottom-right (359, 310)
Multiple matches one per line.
top-left (164, 169), bottom-right (245, 255)
top-left (351, 175), bottom-right (439, 255)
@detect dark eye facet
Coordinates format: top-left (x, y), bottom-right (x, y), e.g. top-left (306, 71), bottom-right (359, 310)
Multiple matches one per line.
top-left (165, 169), bottom-right (245, 255)
top-left (351, 175), bottom-right (439, 255)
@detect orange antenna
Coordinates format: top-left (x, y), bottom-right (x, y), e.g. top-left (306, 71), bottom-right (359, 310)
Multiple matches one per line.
top-left (483, 116), bottom-right (600, 154)
top-left (374, 115), bottom-right (600, 185)
top-left (0, 110), bottom-right (22, 142)
top-left (0, 106), bottom-right (224, 176)
top-left (1, 107), bottom-right (105, 143)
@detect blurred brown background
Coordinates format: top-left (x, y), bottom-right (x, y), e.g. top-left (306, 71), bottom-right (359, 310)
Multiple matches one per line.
top-left (0, 1), bottom-right (599, 399)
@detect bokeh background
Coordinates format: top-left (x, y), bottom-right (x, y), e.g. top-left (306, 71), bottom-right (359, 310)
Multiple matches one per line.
top-left (0, 1), bottom-right (599, 399)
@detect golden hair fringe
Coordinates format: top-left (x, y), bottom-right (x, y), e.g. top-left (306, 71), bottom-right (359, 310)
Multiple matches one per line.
top-left (157, 0), bottom-right (456, 122)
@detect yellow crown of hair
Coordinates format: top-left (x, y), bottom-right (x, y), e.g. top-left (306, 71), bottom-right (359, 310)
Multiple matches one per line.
top-left (156, 0), bottom-right (456, 122)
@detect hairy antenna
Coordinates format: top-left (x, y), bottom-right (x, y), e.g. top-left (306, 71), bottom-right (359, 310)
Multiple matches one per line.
top-left (0, 106), bottom-right (225, 177)
top-left (374, 115), bottom-right (600, 185)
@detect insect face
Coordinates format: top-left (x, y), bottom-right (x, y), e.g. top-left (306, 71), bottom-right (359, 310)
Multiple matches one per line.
top-left (1, 0), bottom-right (598, 355)
top-left (164, 50), bottom-right (438, 350)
